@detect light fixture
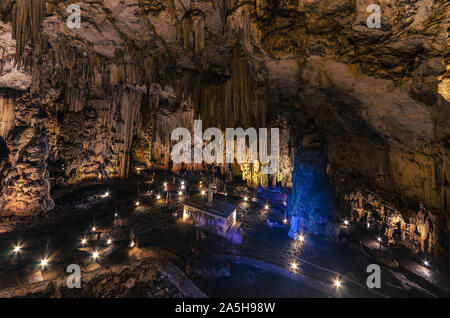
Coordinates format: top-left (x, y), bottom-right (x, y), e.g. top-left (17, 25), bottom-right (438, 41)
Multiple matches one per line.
top-left (81, 238), bottom-right (87, 245)
top-left (103, 191), bottom-right (110, 198)
top-left (424, 260), bottom-right (429, 267)
top-left (244, 196), bottom-right (248, 202)
top-left (107, 239), bottom-right (112, 245)
top-left (13, 245), bottom-right (22, 254)
top-left (344, 220), bottom-right (349, 226)
top-left (377, 237), bottom-right (382, 242)
top-left (164, 182), bottom-right (167, 187)
top-left (298, 235), bottom-right (305, 242)
top-left (265, 204), bottom-right (269, 210)
top-left (334, 279), bottom-right (342, 288)
top-left (181, 181), bottom-right (185, 185)
top-left (92, 251), bottom-right (99, 260)
top-left (130, 241), bottom-right (135, 248)
top-left (181, 185), bottom-right (185, 189)
top-left (135, 201), bottom-right (140, 206)
top-left (367, 222), bottom-right (370, 229)
top-left (178, 191), bottom-right (183, 196)
top-left (91, 226), bottom-right (96, 232)
top-left (114, 213), bottom-right (118, 217)
top-left (156, 194), bottom-right (161, 200)
top-left (40, 258), bottom-right (48, 268)
top-left (291, 262), bottom-right (298, 271)
top-left (283, 218), bottom-right (287, 224)
top-left (224, 193), bottom-right (228, 196)
top-left (201, 190), bottom-right (206, 195)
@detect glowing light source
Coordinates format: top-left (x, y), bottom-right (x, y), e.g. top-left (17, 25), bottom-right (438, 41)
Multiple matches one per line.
top-left (91, 226), bottom-right (96, 232)
top-left (298, 235), bottom-right (305, 242)
top-left (81, 238), bottom-right (87, 245)
top-left (283, 218), bottom-right (287, 224)
top-left (367, 222), bottom-right (370, 229)
top-left (135, 201), bottom-right (140, 206)
top-left (163, 182), bottom-right (167, 187)
top-left (181, 185), bottom-right (185, 189)
top-left (178, 191), bottom-right (183, 196)
top-left (344, 220), bottom-right (349, 226)
top-left (244, 196), bottom-right (248, 202)
top-left (377, 237), bottom-right (382, 242)
top-left (291, 262), bottom-right (298, 271)
top-left (264, 204), bottom-right (269, 210)
top-left (13, 245), bottom-right (22, 254)
top-left (201, 190), bottom-right (206, 196)
top-left (424, 260), bottom-right (429, 267)
top-left (334, 279), bottom-right (342, 288)
top-left (107, 239), bottom-right (112, 245)
top-left (181, 181), bottom-right (185, 185)
top-left (92, 251), bottom-right (99, 260)
top-left (130, 241), bottom-right (135, 248)
top-left (40, 258), bottom-right (48, 268)
top-left (103, 192), bottom-right (110, 198)
top-left (114, 213), bottom-right (118, 217)
top-left (156, 194), bottom-right (161, 200)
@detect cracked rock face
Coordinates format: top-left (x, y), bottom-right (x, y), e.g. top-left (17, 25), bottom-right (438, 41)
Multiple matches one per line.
top-left (0, 0), bottom-right (448, 256)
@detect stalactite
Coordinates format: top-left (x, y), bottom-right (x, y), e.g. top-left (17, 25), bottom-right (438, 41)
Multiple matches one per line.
top-left (11, 0), bottom-right (46, 61)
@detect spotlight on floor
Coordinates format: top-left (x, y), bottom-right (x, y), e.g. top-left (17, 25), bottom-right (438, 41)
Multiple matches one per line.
top-left (13, 245), bottom-right (22, 254)
top-left (40, 258), bottom-right (49, 268)
top-left (92, 251), bottom-right (99, 260)
top-left (334, 279), bottom-right (342, 288)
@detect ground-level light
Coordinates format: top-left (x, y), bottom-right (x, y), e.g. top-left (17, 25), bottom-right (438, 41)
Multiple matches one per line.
top-left (424, 260), bottom-right (429, 267)
top-left (344, 220), bottom-right (349, 226)
top-left (107, 239), bottom-right (112, 245)
top-left (265, 204), bottom-right (269, 210)
top-left (334, 279), bottom-right (342, 288)
top-left (178, 191), bottom-right (183, 196)
top-left (92, 251), bottom-right (99, 260)
top-left (156, 194), bottom-right (161, 200)
top-left (114, 213), bottom-right (118, 217)
top-left (91, 226), bottom-right (96, 232)
top-left (13, 245), bottom-right (22, 254)
top-left (244, 196), bottom-right (248, 202)
top-left (201, 190), bottom-right (206, 196)
top-left (130, 241), bottom-right (135, 248)
top-left (283, 218), bottom-right (288, 224)
top-left (298, 235), bottom-right (305, 242)
top-left (103, 192), bottom-right (110, 198)
top-left (291, 262), bottom-right (298, 271)
top-left (135, 201), bottom-right (140, 206)
top-left (377, 237), bottom-right (382, 242)
top-left (81, 238), bottom-right (87, 245)
top-left (40, 258), bottom-right (49, 268)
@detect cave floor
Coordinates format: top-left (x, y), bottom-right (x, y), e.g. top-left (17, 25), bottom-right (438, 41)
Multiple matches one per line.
top-left (0, 174), bottom-right (449, 298)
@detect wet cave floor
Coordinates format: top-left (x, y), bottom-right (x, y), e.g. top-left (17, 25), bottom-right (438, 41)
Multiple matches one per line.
top-left (0, 173), bottom-right (449, 298)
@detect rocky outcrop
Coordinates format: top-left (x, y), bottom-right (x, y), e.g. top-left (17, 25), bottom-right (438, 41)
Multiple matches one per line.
top-left (0, 94), bottom-right (54, 215)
